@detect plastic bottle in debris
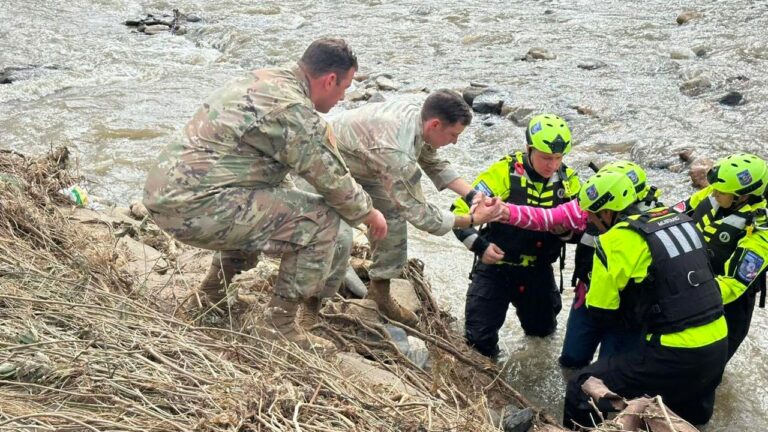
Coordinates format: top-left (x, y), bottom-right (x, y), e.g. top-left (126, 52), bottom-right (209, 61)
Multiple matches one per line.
top-left (59, 185), bottom-right (90, 207)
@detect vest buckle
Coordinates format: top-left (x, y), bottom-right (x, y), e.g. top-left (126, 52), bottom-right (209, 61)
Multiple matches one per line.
top-left (687, 270), bottom-right (701, 286)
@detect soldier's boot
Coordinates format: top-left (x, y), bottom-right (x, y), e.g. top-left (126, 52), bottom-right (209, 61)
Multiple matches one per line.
top-left (199, 251), bottom-right (257, 309)
top-left (298, 297), bottom-right (322, 329)
top-left (258, 296), bottom-right (334, 351)
top-left (365, 279), bottom-right (419, 326)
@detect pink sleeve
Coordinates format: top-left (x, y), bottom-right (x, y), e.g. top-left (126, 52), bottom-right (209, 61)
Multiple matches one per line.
top-left (506, 199), bottom-right (587, 232)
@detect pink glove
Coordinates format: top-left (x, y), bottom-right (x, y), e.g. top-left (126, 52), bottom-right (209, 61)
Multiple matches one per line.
top-left (506, 199), bottom-right (587, 233)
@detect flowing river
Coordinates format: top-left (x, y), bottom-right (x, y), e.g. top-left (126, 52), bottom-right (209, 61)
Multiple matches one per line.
top-left (2, 0), bottom-right (766, 429)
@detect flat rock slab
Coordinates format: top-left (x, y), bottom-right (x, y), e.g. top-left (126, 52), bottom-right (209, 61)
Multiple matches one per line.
top-left (335, 352), bottom-right (425, 397)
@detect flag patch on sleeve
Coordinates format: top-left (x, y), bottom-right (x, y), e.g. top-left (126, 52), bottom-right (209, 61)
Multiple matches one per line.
top-left (474, 181), bottom-right (493, 197)
top-left (737, 250), bottom-right (764, 284)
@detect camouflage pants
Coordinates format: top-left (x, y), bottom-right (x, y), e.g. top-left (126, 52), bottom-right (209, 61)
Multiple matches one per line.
top-left (365, 182), bottom-right (409, 280)
top-left (323, 183), bottom-right (407, 295)
top-left (319, 220), bottom-right (354, 299)
top-left (152, 187), bottom-right (340, 300)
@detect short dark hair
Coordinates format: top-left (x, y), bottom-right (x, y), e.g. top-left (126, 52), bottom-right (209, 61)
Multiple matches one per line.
top-left (299, 38), bottom-right (358, 83)
top-left (421, 89), bottom-right (473, 126)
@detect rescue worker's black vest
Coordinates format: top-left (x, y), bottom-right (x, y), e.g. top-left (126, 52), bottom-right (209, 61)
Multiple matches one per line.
top-left (484, 153), bottom-right (570, 265)
top-left (573, 199), bottom-right (663, 285)
top-left (690, 196), bottom-right (755, 274)
top-left (621, 210), bottom-right (724, 334)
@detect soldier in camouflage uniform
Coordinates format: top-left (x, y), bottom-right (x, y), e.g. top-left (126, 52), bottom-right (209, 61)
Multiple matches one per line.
top-left (143, 38), bottom-right (387, 350)
top-left (316, 90), bottom-right (500, 325)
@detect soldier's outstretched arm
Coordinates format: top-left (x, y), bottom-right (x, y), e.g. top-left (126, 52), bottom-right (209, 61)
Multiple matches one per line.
top-left (451, 158), bottom-right (511, 254)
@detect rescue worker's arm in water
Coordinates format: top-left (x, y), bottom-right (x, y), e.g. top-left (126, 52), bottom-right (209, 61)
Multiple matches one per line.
top-left (450, 159), bottom-right (511, 253)
top-left (586, 227), bottom-right (653, 329)
top-left (718, 229), bottom-right (768, 304)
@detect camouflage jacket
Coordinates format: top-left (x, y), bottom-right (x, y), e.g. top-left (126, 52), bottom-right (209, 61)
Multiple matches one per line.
top-left (333, 99), bottom-right (459, 235)
top-left (143, 66), bottom-right (372, 225)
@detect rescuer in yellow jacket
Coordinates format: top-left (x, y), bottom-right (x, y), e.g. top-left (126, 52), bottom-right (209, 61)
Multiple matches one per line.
top-left (452, 114), bottom-right (580, 357)
top-left (671, 153), bottom-right (768, 360)
top-left (563, 171), bottom-right (728, 429)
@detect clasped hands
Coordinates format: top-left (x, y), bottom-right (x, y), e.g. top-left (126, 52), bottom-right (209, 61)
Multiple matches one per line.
top-left (468, 193), bottom-right (509, 225)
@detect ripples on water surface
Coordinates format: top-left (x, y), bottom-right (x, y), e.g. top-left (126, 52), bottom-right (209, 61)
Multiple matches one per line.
top-left (1, 1), bottom-right (766, 429)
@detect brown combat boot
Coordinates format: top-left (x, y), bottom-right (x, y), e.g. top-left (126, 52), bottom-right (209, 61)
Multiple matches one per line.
top-left (258, 296), bottom-right (334, 351)
top-left (365, 279), bottom-right (419, 327)
top-left (298, 297), bottom-right (322, 329)
top-left (198, 251), bottom-right (257, 309)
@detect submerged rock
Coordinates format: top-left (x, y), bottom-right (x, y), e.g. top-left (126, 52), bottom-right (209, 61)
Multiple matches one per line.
top-left (670, 47), bottom-right (696, 60)
top-left (679, 75), bottom-right (711, 96)
top-left (462, 85), bottom-right (491, 106)
top-left (718, 91), bottom-right (743, 106)
top-left (375, 76), bottom-right (400, 91)
top-left (472, 89), bottom-right (513, 115)
top-left (0, 65), bottom-right (57, 84)
top-left (503, 406), bottom-right (535, 432)
top-left (506, 107), bottom-right (535, 126)
top-left (524, 47), bottom-right (557, 61)
top-left (677, 10), bottom-right (702, 25)
top-left (345, 88), bottom-right (369, 102)
top-left (125, 10), bottom-right (199, 36)
top-left (577, 60), bottom-right (607, 70)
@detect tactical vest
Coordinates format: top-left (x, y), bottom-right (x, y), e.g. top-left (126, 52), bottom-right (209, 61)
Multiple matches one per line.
top-left (572, 200), bottom-right (661, 285)
top-left (484, 152), bottom-right (569, 265)
top-left (620, 210), bottom-right (724, 334)
top-left (690, 196), bottom-right (754, 274)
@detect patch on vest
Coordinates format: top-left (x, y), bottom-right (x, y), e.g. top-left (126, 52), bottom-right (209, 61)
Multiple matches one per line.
top-left (474, 181), bottom-right (493, 197)
top-left (737, 170), bottom-right (752, 186)
top-left (672, 201), bottom-right (687, 213)
top-left (737, 251), bottom-right (764, 284)
top-left (718, 231), bottom-right (731, 243)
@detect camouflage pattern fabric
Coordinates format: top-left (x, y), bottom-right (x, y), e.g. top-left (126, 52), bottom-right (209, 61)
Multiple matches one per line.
top-left (329, 99), bottom-right (459, 281)
top-left (319, 220), bottom-right (354, 299)
top-left (143, 65), bottom-right (372, 299)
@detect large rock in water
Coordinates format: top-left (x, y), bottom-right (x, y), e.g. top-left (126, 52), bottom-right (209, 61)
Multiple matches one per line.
top-left (719, 91), bottom-right (743, 106)
top-left (472, 89), bottom-right (512, 115)
top-left (462, 86), bottom-right (489, 106)
top-left (524, 47), bottom-right (556, 61)
top-left (679, 75), bottom-right (711, 96)
top-left (0, 65), bottom-right (56, 84)
top-left (670, 47), bottom-right (696, 60)
top-left (677, 10), bottom-right (702, 25)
